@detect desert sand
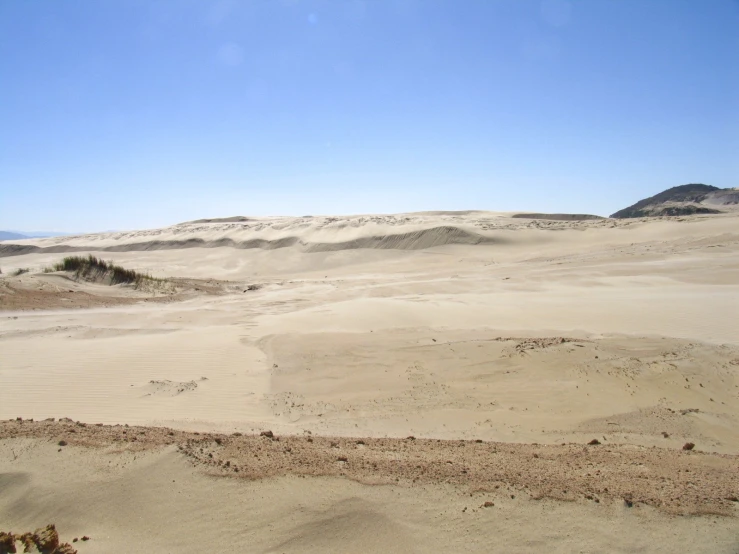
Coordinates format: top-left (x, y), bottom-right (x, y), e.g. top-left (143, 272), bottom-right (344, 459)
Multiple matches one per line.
top-left (1, 210), bottom-right (738, 552)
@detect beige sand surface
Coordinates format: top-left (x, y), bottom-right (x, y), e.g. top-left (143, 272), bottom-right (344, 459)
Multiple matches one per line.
top-left (1, 211), bottom-right (738, 551)
top-left (1, 422), bottom-right (738, 553)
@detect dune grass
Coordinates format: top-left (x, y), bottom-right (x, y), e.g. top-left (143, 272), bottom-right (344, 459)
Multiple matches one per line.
top-left (51, 255), bottom-right (158, 288)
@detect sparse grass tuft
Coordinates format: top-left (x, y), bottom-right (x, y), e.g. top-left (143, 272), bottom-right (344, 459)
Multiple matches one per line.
top-left (12, 268), bottom-right (30, 276)
top-left (51, 255), bottom-right (159, 288)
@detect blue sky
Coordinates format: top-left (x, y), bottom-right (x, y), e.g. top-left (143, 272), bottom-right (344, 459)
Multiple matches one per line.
top-left (1, 0), bottom-right (737, 231)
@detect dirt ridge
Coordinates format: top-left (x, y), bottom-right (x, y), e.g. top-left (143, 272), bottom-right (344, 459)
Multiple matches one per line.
top-left (3, 419), bottom-right (737, 516)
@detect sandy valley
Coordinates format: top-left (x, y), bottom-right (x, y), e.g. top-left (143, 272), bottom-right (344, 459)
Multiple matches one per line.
top-left (1, 210), bottom-right (738, 552)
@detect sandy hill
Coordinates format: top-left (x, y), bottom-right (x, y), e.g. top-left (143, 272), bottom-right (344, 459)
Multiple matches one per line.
top-left (0, 209), bottom-right (677, 259)
top-left (0, 211), bottom-right (575, 257)
top-left (611, 184), bottom-right (739, 218)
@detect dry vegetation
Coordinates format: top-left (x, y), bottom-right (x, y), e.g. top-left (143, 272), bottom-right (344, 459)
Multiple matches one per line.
top-left (49, 255), bottom-right (158, 288)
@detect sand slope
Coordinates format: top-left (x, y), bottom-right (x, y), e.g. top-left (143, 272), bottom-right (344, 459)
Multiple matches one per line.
top-left (2, 422), bottom-right (738, 553)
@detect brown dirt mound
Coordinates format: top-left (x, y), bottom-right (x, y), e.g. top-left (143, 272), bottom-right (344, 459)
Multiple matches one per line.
top-left (0, 274), bottom-right (232, 311)
top-left (0, 524), bottom-right (77, 554)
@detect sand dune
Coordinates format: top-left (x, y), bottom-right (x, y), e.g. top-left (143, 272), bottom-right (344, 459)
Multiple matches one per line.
top-left (0, 225), bottom-right (498, 256)
top-left (1, 210), bottom-right (738, 551)
top-left (1, 208), bottom-right (719, 255)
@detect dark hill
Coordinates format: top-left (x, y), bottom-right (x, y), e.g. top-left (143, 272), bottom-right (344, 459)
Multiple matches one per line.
top-left (611, 184), bottom-right (721, 218)
top-left (0, 231), bottom-right (29, 241)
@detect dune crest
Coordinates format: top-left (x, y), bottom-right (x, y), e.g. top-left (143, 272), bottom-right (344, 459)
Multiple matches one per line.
top-left (0, 225), bottom-right (498, 256)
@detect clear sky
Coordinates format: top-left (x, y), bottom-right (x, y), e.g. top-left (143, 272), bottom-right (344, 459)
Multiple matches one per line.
top-left (1, 0), bottom-right (737, 231)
